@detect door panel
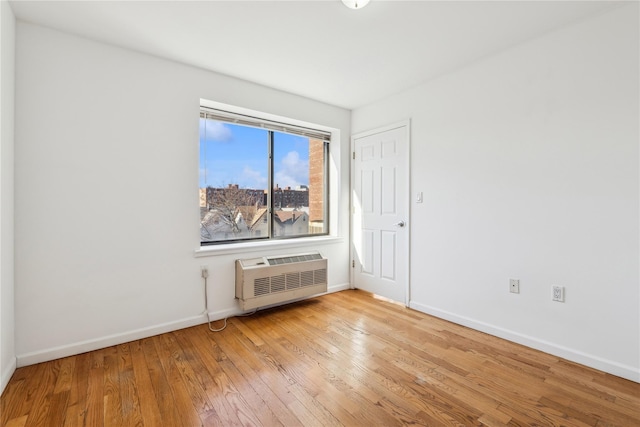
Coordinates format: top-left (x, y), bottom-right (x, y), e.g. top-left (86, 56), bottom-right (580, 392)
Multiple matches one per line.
top-left (362, 230), bottom-right (375, 275)
top-left (381, 167), bottom-right (396, 214)
top-left (352, 123), bottom-right (409, 304)
top-left (380, 231), bottom-right (396, 280)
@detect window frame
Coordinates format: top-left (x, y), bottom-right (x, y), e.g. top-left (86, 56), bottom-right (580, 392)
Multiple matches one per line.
top-left (199, 101), bottom-right (334, 248)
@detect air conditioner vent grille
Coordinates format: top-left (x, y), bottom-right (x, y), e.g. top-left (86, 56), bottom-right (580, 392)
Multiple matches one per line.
top-left (267, 253), bottom-right (322, 265)
top-left (315, 268), bottom-right (327, 284)
top-left (251, 268), bottom-right (328, 297)
top-left (271, 274), bottom-right (286, 293)
top-left (286, 273), bottom-right (301, 289)
top-left (254, 277), bottom-right (270, 296)
top-left (301, 270), bottom-right (314, 287)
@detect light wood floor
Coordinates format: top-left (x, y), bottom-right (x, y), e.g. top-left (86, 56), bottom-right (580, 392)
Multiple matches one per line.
top-left (2, 290), bottom-right (639, 426)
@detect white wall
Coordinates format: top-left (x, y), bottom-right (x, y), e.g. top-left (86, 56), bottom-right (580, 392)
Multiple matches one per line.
top-left (0, 0), bottom-right (16, 395)
top-left (14, 23), bottom-right (351, 366)
top-left (353, 5), bottom-right (639, 382)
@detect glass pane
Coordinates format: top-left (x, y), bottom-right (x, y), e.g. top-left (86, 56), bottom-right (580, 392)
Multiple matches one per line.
top-left (200, 118), bottom-right (268, 243)
top-left (272, 132), bottom-right (326, 237)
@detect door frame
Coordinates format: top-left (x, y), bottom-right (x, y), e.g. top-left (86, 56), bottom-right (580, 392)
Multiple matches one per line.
top-left (350, 120), bottom-right (411, 306)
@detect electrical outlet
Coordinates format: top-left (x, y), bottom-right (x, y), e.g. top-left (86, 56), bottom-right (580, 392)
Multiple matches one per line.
top-left (509, 279), bottom-right (520, 294)
top-left (552, 285), bottom-right (565, 302)
top-left (201, 266), bottom-right (209, 279)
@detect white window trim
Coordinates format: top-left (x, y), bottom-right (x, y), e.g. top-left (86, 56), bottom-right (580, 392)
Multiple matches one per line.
top-left (195, 236), bottom-right (345, 257)
top-left (196, 99), bottom-right (342, 257)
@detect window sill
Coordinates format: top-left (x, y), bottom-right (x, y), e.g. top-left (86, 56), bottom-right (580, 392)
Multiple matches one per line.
top-left (194, 236), bottom-right (345, 258)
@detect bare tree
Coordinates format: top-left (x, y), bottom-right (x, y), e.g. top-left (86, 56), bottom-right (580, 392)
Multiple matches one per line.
top-left (201, 184), bottom-right (264, 240)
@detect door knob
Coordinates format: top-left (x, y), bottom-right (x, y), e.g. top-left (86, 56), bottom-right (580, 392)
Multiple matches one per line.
top-left (394, 221), bottom-right (406, 227)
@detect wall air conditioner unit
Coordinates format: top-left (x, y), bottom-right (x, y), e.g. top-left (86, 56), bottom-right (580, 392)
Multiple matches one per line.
top-left (235, 252), bottom-right (328, 310)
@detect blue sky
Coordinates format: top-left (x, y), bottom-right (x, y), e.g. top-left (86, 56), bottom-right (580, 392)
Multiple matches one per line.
top-left (199, 119), bottom-right (310, 190)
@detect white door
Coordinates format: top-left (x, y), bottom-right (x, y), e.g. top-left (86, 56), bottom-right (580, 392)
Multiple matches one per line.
top-left (352, 122), bottom-right (409, 304)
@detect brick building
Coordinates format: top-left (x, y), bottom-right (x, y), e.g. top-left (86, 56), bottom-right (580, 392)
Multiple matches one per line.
top-left (308, 138), bottom-right (325, 233)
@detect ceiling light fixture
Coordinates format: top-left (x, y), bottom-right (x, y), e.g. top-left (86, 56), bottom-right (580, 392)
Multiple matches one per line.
top-left (341, 0), bottom-right (370, 10)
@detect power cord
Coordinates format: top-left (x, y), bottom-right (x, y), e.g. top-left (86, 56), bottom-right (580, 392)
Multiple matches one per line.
top-left (202, 267), bottom-right (256, 332)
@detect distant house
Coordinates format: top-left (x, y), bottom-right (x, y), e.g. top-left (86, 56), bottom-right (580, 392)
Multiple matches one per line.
top-left (274, 210), bottom-right (309, 236)
top-left (200, 209), bottom-right (238, 241)
top-left (238, 206), bottom-right (268, 237)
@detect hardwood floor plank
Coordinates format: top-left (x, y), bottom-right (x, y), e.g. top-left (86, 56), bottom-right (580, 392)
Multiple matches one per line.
top-left (311, 294), bottom-right (472, 378)
top-left (129, 340), bottom-right (163, 427)
top-left (62, 404), bottom-right (85, 427)
top-left (554, 391), bottom-right (639, 427)
top-left (185, 327), bottom-right (260, 417)
top-left (198, 324), bottom-right (300, 426)
top-left (274, 306), bottom-right (466, 425)
top-left (266, 328), bottom-right (400, 426)
top-left (2, 290), bottom-right (638, 427)
top-left (83, 348), bottom-right (105, 427)
top-left (543, 375), bottom-right (639, 420)
top-left (386, 346), bottom-right (506, 422)
top-left (64, 351), bottom-right (89, 426)
top-left (292, 302), bottom-right (482, 422)
top-left (215, 368), bottom-right (266, 426)
top-left (3, 364), bottom-right (45, 422)
top-left (477, 412), bottom-right (512, 427)
top-left (0, 377), bottom-right (27, 425)
top-left (52, 357), bottom-right (75, 395)
top-left (151, 334), bottom-right (204, 427)
top-left (217, 358), bottom-right (285, 427)
top-left (44, 389), bottom-right (70, 427)
top-left (223, 320), bottom-right (320, 423)
top-left (285, 381), bottom-right (343, 427)
top-left (103, 346), bottom-right (124, 427)
top-left (24, 358), bottom-right (63, 426)
top-left (139, 337), bottom-right (187, 427)
top-left (159, 332), bottom-right (216, 416)
top-left (173, 326), bottom-right (266, 427)
top-left (116, 343), bottom-right (144, 427)
top-left (3, 414), bottom-right (28, 427)
top-left (242, 315), bottom-right (359, 426)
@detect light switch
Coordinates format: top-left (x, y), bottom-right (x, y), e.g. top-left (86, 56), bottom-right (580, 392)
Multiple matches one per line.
top-left (416, 192), bottom-right (423, 203)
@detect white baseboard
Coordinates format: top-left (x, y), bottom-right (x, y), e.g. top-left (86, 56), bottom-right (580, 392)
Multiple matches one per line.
top-left (328, 283), bottom-right (351, 293)
top-left (17, 313), bottom-right (208, 368)
top-left (1, 356), bottom-right (17, 396)
top-left (16, 282), bottom-right (351, 368)
top-left (410, 301), bottom-right (640, 383)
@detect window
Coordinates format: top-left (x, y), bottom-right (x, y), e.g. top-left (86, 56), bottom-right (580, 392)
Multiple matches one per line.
top-left (199, 106), bottom-right (330, 245)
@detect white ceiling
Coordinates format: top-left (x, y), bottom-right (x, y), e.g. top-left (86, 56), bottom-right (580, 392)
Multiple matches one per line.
top-left (9, 0), bottom-right (621, 110)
